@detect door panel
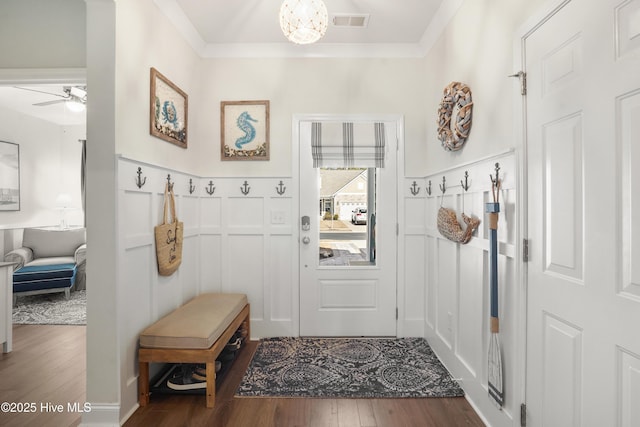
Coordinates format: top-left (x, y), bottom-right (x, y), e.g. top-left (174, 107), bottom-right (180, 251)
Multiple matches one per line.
top-left (525, 1), bottom-right (640, 426)
top-left (299, 120), bottom-right (397, 337)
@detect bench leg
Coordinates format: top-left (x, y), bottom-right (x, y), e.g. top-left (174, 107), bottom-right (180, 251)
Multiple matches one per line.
top-left (206, 362), bottom-right (216, 408)
top-left (139, 362), bottom-right (150, 407)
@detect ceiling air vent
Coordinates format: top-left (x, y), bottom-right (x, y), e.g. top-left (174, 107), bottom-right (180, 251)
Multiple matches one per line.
top-left (331, 13), bottom-right (369, 28)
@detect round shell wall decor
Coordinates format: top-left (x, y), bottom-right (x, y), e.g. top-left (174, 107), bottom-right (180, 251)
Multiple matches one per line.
top-left (437, 81), bottom-right (473, 151)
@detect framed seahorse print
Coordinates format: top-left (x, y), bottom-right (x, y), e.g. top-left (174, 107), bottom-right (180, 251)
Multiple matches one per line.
top-left (221, 100), bottom-right (270, 161)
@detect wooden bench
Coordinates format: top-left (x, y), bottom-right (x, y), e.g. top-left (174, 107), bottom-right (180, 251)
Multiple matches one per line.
top-left (138, 293), bottom-right (250, 408)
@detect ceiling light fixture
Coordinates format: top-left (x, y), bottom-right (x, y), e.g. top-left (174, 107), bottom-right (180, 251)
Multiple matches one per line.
top-left (279, 0), bottom-right (328, 45)
top-left (66, 99), bottom-right (85, 113)
top-left (65, 86), bottom-right (86, 112)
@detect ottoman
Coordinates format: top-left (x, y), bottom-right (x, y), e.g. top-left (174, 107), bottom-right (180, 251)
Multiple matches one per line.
top-left (12, 263), bottom-right (77, 304)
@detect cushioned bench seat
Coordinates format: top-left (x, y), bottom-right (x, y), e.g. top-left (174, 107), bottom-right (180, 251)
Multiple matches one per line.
top-left (12, 263), bottom-right (77, 303)
top-left (140, 293), bottom-right (248, 350)
top-left (138, 293), bottom-right (250, 408)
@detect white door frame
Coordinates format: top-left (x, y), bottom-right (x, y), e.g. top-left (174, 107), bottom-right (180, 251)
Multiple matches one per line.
top-left (513, 0), bottom-right (574, 422)
top-left (291, 114), bottom-right (405, 336)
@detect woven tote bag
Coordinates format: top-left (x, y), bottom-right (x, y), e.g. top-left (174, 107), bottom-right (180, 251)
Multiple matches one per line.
top-left (154, 183), bottom-right (183, 276)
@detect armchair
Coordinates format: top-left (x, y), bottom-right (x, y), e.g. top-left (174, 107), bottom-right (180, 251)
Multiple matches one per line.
top-left (4, 227), bottom-right (86, 303)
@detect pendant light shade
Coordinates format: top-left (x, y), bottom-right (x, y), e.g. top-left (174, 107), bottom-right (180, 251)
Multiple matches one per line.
top-left (279, 0), bottom-right (328, 45)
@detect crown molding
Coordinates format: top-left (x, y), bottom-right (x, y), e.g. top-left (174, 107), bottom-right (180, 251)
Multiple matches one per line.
top-left (0, 68), bottom-right (86, 84)
top-left (154, 0), bottom-right (466, 59)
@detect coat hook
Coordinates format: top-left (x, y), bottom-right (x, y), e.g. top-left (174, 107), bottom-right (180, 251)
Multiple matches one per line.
top-left (426, 180), bottom-right (432, 196)
top-left (490, 162), bottom-right (502, 204)
top-left (276, 180), bottom-right (286, 195)
top-left (240, 180), bottom-right (251, 195)
top-left (440, 176), bottom-right (447, 194)
top-left (461, 170), bottom-right (470, 192)
top-left (166, 174), bottom-right (174, 192)
top-left (410, 181), bottom-right (420, 196)
top-left (490, 162), bottom-right (501, 189)
top-left (135, 167), bottom-right (146, 189)
top-left (189, 178), bottom-right (196, 194)
top-left (206, 180), bottom-right (216, 195)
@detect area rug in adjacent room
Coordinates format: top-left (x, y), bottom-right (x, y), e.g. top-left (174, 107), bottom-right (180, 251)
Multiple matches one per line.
top-left (236, 337), bottom-right (464, 398)
top-left (12, 290), bottom-right (86, 325)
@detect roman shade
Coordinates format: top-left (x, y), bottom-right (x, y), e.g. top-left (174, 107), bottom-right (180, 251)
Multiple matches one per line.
top-left (311, 122), bottom-right (386, 168)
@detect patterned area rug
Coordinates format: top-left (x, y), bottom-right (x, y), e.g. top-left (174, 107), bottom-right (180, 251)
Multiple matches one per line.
top-left (236, 337), bottom-right (464, 398)
top-left (12, 290), bottom-right (86, 325)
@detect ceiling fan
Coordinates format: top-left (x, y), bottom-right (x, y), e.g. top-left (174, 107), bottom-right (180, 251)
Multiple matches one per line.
top-left (14, 85), bottom-right (87, 112)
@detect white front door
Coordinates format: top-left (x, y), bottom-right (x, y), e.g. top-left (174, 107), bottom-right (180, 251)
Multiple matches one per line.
top-left (525, 1), bottom-right (640, 425)
top-left (298, 118), bottom-right (398, 336)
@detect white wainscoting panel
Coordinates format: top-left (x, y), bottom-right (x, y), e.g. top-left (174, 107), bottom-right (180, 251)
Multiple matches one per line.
top-left (436, 237), bottom-right (457, 349)
top-left (199, 196), bottom-right (222, 231)
top-left (121, 246), bottom-right (152, 381)
top-left (227, 198), bottom-right (264, 231)
top-left (226, 234), bottom-right (265, 318)
top-left (403, 235), bottom-right (425, 325)
top-left (199, 234), bottom-right (222, 292)
top-left (404, 151), bottom-right (519, 427)
top-left (425, 235), bottom-right (437, 329)
top-left (456, 243), bottom-right (483, 378)
top-left (269, 235), bottom-right (294, 322)
top-left (399, 177), bottom-right (427, 337)
top-left (116, 156), bottom-right (294, 417)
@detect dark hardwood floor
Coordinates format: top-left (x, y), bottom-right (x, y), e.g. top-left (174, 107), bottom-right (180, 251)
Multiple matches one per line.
top-left (0, 325), bottom-right (485, 427)
top-left (126, 340), bottom-right (485, 427)
top-left (0, 325), bottom-right (85, 427)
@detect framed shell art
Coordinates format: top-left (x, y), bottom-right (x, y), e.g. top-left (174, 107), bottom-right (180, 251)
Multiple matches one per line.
top-left (221, 100), bottom-right (270, 161)
top-left (437, 81), bottom-right (473, 152)
top-left (150, 68), bottom-right (188, 148)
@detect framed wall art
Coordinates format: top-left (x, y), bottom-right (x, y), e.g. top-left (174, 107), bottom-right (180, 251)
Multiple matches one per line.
top-left (0, 141), bottom-right (20, 211)
top-left (150, 67), bottom-right (188, 148)
top-left (221, 100), bottom-right (270, 161)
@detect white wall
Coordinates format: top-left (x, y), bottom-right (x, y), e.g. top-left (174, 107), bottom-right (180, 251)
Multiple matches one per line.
top-left (0, 107), bottom-right (84, 229)
top-left (0, 105), bottom-right (85, 264)
top-left (414, 0), bottom-right (547, 426)
top-left (421, 0), bottom-right (546, 174)
top-left (106, 0), bottom-right (430, 422)
top-left (2, 0), bottom-right (578, 425)
top-left (0, 0), bottom-right (86, 69)
top-left (109, 0), bottom-right (428, 178)
top-left (194, 58), bottom-right (427, 177)
top-left (97, 0), bottom-right (547, 423)
top-left (113, 0), bottom-right (201, 175)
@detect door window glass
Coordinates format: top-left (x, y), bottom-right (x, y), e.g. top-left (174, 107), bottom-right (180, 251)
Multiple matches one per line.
top-left (318, 168), bottom-right (376, 266)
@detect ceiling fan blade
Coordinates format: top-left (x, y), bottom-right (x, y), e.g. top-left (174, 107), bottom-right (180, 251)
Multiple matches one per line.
top-left (14, 86), bottom-right (69, 99)
top-left (33, 99), bottom-right (67, 107)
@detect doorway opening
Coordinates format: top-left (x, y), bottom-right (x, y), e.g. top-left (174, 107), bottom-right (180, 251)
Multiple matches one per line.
top-left (318, 167), bottom-right (377, 266)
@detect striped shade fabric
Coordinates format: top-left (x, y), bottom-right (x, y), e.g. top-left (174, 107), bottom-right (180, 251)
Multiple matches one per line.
top-left (311, 122), bottom-right (386, 168)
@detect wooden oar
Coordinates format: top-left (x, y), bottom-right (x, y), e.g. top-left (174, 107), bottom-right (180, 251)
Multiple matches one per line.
top-left (487, 179), bottom-right (503, 407)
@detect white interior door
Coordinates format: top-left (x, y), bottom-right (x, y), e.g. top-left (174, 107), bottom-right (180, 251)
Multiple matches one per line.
top-left (298, 119), bottom-right (398, 336)
top-left (525, 1), bottom-right (640, 425)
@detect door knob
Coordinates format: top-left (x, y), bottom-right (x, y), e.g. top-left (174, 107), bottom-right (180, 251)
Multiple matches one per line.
top-left (302, 236), bottom-right (310, 244)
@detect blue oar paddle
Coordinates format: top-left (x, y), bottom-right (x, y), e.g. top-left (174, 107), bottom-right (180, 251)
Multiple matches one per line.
top-left (487, 174), bottom-right (503, 407)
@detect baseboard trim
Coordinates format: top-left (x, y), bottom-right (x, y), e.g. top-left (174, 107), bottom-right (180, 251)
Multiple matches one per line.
top-left (78, 403), bottom-right (120, 427)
